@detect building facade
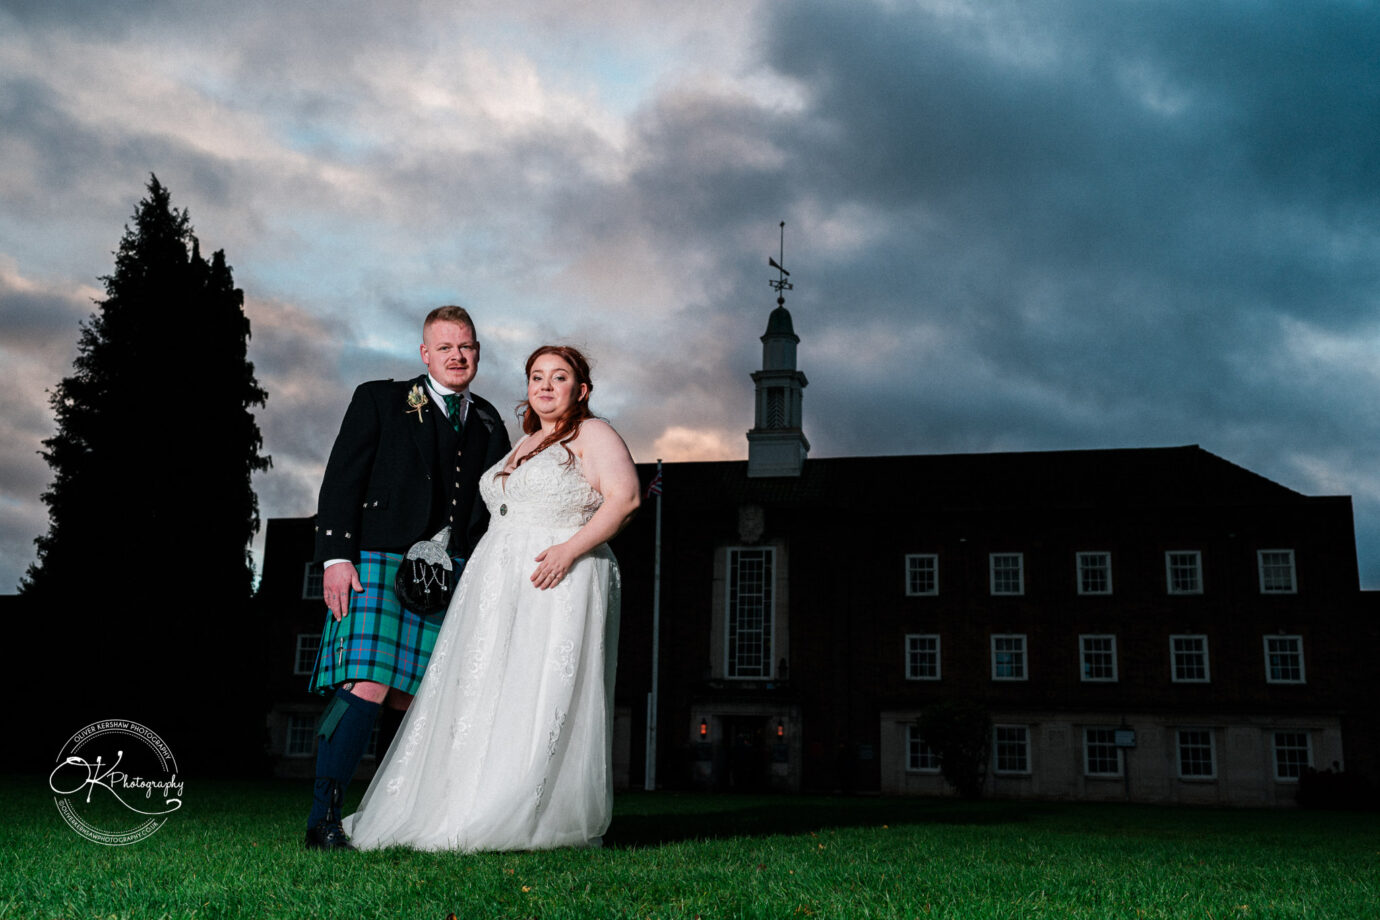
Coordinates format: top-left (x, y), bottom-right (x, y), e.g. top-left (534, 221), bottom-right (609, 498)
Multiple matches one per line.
top-left (257, 300), bottom-right (1375, 804)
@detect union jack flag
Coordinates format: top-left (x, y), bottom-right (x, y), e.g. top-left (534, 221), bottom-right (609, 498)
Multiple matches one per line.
top-left (645, 470), bottom-right (663, 498)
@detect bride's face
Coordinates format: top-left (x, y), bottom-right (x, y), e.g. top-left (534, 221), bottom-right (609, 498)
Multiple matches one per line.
top-left (527, 353), bottom-right (588, 423)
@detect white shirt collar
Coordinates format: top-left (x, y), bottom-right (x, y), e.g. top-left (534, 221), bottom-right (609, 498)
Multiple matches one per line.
top-left (426, 374), bottom-right (467, 398)
top-left (426, 374), bottom-right (469, 417)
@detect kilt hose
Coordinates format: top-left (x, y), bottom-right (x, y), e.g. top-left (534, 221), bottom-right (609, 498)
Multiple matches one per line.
top-left (310, 550), bottom-right (465, 696)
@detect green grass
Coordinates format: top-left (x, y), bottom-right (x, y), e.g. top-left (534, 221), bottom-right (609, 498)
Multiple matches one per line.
top-left (3, 775), bottom-right (1376, 919)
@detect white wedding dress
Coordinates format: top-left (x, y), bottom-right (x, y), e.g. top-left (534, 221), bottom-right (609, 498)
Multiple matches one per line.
top-left (343, 446), bottom-right (621, 851)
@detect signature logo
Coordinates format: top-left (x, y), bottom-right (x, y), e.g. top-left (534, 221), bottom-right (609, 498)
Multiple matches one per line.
top-left (49, 720), bottom-right (184, 846)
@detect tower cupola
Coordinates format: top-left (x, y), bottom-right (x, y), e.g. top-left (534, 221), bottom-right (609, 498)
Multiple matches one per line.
top-left (747, 224), bottom-right (809, 477)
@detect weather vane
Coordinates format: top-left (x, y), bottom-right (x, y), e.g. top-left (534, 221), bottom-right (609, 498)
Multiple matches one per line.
top-left (768, 220), bottom-right (792, 306)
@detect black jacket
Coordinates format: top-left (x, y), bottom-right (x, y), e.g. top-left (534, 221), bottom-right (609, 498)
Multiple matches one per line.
top-left (314, 374), bottom-right (512, 563)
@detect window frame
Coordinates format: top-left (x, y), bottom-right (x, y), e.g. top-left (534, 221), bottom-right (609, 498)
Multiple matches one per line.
top-left (1263, 635), bottom-right (1306, 684)
top-left (904, 634), bottom-right (942, 681)
top-left (285, 713), bottom-right (316, 758)
top-left (993, 724), bottom-right (1031, 775)
top-left (1165, 550), bottom-right (1203, 595)
top-left (1258, 549), bottom-right (1297, 594)
top-left (1176, 728), bottom-right (1217, 780)
top-left (989, 553), bottom-right (1025, 596)
top-left (1076, 551), bottom-right (1113, 596)
top-left (293, 633), bottom-right (321, 676)
top-left (725, 546), bottom-right (776, 680)
top-left (905, 554), bottom-right (939, 597)
top-left (1083, 727), bottom-right (1124, 777)
top-left (1272, 731), bottom-right (1312, 782)
top-left (1079, 634), bottom-right (1118, 683)
top-left (302, 561), bottom-right (325, 600)
top-left (991, 634), bottom-right (1028, 681)
top-left (905, 724), bottom-right (941, 773)
top-left (1170, 634), bottom-right (1211, 683)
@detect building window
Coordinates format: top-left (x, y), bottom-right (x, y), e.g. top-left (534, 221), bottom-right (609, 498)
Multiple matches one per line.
top-left (1258, 550), bottom-right (1297, 594)
top-left (905, 554), bottom-right (938, 596)
top-left (1170, 635), bottom-right (1210, 683)
top-left (1177, 729), bottom-right (1216, 779)
top-left (1084, 728), bottom-right (1123, 777)
top-left (285, 714), bottom-right (316, 758)
top-left (294, 634), bottom-right (321, 676)
top-left (1165, 551), bottom-right (1203, 595)
top-left (994, 725), bottom-right (1030, 774)
top-left (1273, 732), bottom-right (1312, 782)
top-left (1076, 552), bottom-right (1112, 595)
top-left (302, 562), bottom-right (325, 600)
top-left (726, 547), bottom-right (774, 679)
top-left (1080, 635), bottom-right (1118, 682)
top-left (905, 725), bottom-right (940, 773)
top-left (991, 634), bottom-right (1027, 681)
top-left (905, 635), bottom-right (941, 680)
top-left (990, 553), bottom-right (1024, 595)
top-left (1264, 636), bottom-right (1306, 684)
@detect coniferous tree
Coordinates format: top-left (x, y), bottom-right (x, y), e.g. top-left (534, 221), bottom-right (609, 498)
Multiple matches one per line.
top-left (21, 175), bottom-right (270, 767)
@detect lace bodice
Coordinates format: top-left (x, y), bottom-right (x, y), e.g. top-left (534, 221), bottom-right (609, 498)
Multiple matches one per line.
top-left (480, 445), bottom-right (604, 532)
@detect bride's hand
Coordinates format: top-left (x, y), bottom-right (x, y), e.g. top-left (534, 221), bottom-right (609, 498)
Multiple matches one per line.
top-left (531, 543), bottom-right (579, 590)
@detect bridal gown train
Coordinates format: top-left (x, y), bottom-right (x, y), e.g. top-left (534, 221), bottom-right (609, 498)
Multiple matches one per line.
top-left (343, 446), bottom-right (621, 851)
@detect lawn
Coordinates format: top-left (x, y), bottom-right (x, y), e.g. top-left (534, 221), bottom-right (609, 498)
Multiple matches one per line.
top-left (3, 775), bottom-right (1376, 919)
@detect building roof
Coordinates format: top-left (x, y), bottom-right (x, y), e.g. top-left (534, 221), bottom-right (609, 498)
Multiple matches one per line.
top-left (638, 445), bottom-right (1309, 513)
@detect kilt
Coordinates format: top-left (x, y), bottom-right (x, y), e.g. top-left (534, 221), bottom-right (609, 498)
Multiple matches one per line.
top-left (309, 550), bottom-right (465, 696)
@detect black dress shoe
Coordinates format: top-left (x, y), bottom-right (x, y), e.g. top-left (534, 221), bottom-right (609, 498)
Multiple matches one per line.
top-left (304, 820), bottom-right (356, 851)
top-left (303, 779), bottom-right (355, 850)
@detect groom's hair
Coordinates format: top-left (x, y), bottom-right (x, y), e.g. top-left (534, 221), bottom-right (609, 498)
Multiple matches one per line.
top-left (424, 305), bottom-right (476, 337)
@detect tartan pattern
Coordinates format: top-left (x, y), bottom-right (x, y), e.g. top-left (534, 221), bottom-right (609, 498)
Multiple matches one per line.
top-left (309, 550), bottom-right (463, 696)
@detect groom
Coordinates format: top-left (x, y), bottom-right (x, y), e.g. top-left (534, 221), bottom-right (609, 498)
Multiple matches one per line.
top-left (304, 305), bottom-right (512, 850)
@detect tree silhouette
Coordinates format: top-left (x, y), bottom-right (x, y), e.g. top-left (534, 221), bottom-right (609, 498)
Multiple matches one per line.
top-left (21, 175), bottom-right (270, 768)
top-left (916, 699), bottom-right (991, 799)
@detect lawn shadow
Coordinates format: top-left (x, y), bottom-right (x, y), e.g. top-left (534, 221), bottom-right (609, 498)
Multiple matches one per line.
top-left (602, 792), bottom-right (1037, 848)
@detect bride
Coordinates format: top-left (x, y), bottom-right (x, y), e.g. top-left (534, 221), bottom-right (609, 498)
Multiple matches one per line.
top-left (343, 344), bottom-right (641, 851)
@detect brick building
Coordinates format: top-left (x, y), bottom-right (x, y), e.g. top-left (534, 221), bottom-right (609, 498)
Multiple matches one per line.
top-left (258, 299), bottom-right (1375, 804)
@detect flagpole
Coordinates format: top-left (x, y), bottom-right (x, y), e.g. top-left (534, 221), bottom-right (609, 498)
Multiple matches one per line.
top-left (644, 459), bottom-right (663, 791)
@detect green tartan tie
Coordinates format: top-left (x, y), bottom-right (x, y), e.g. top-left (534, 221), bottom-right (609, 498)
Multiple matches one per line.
top-left (443, 393), bottom-right (462, 432)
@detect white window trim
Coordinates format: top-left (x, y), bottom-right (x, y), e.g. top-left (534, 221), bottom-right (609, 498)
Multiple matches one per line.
top-left (1076, 551), bottom-right (1113, 595)
top-left (993, 724), bottom-right (1032, 775)
top-left (1176, 728), bottom-right (1218, 780)
top-left (905, 553), bottom-right (939, 597)
top-left (1082, 727), bottom-right (1124, 777)
top-left (1079, 634), bottom-right (1119, 683)
top-left (1169, 634), bottom-right (1211, 683)
top-left (1263, 635), bottom-right (1307, 684)
top-left (301, 561), bottom-right (324, 600)
top-left (293, 633), bottom-right (321, 676)
top-left (724, 545), bottom-right (776, 680)
top-left (1257, 549), bottom-right (1298, 594)
top-left (990, 634), bottom-right (1028, 681)
top-left (904, 634), bottom-right (942, 681)
top-left (1272, 731), bottom-right (1313, 783)
top-left (285, 713), bottom-right (316, 758)
top-left (904, 724), bottom-right (941, 774)
top-left (989, 552), bottom-right (1025, 596)
top-left (1165, 550), bottom-right (1204, 595)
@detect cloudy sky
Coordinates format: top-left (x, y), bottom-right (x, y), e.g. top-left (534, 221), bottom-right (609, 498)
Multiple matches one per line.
top-left (3, 0), bottom-right (1379, 590)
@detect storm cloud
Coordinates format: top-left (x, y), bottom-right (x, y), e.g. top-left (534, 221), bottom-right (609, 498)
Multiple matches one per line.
top-left (2, 0), bottom-right (1378, 589)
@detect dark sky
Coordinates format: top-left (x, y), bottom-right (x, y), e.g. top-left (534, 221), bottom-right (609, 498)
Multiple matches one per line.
top-left (2, 0), bottom-right (1379, 589)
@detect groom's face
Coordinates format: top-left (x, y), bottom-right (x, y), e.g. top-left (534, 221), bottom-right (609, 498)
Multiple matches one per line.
top-left (421, 320), bottom-right (480, 392)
